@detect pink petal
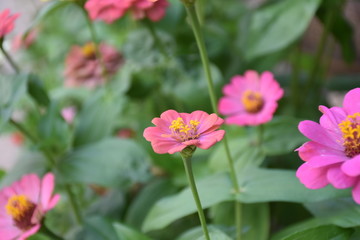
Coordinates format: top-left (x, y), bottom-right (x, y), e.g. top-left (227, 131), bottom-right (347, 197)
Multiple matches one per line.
top-left (218, 97), bottom-right (243, 115)
top-left (352, 181), bottom-right (360, 204)
top-left (327, 166), bottom-right (356, 189)
top-left (0, 227), bottom-right (21, 239)
top-left (296, 163), bottom-right (329, 189)
top-left (20, 174), bottom-right (41, 203)
top-left (167, 144), bottom-right (187, 154)
top-left (296, 141), bottom-right (345, 162)
top-left (343, 88), bottom-right (360, 115)
top-left (305, 155), bottom-right (346, 168)
top-left (152, 139), bottom-right (182, 154)
top-left (40, 173), bottom-right (56, 211)
top-left (160, 110), bottom-right (181, 123)
top-left (318, 106), bottom-right (347, 131)
top-left (19, 224), bottom-right (40, 240)
top-left (298, 120), bottom-right (343, 151)
top-left (341, 155), bottom-right (360, 177)
top-left (197, 130), bottom-right (225, 149)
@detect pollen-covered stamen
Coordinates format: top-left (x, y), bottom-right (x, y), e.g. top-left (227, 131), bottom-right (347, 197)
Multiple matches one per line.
top-left (6, 195), bottom-right (36, 231)
top-left (168, 117), bottom-right (200, 141)
top-left (81, 42), bottom-right (96, 58)
top-left (241, 90), bottom-right (264, 113)
top-left (339, 113), bottom-right (360, 158)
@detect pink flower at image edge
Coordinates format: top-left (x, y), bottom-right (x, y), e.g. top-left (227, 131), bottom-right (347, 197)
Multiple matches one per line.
top-left (0, 9), bottom-right (19, 39)
top-left (0, 173), bottom-right (60, 239)
top-left (296, 88), bottom-right (360, 204)
top-left (218, 70), bottom-right (284, 126)
top-left (143, 110), bottom-right (225, 154)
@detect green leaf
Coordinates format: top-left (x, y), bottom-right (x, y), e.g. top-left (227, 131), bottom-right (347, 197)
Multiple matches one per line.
top-left (0, 74), bottom-right (28, 129)
top-left (237, 168), bottom-right (350, 203)
top-left (142, 173), bottom-right (233, 232)
top-left (262, 116), bottom-right (307, 156)
top-left (57, 138), bottom-right (151, 188)
top-left (177, 226), bottom-right (232, 240)
top-left (243, 0), bottom-right (321, 60)
top-left (30, 1), bottom-right (74, 28)
top-left (75, 216), bottom-right (119, 240)
top-left (280, 225), bottom-right (353, 240)
top-left (27, 74), bottom-right (50, 107)
top-left (125, 178), bottom-right (177, 229)
top-left (73, 90), bottom-right (125, 147)
top-left (113, 223), bottom-right (152, 240)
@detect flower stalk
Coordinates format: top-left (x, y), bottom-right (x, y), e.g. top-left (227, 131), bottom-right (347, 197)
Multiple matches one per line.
top-left (0, 44), bottom-right (20, 73)
top-left (180, 148), bottom-right (210, 240)
top-left (183, 3), bottom-right (242, 239)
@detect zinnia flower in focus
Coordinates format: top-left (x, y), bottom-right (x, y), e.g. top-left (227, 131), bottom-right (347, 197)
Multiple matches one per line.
top-left (218, 70), bottom-right (284, 126)
top-left (0, 9), bottom-right (19, 40)
top-left (130, 0), bottom-right (169, 22)
top-left (296, 88), bottom-right (360, 204)
top-left (0, 173), bottom-right (60, 239)
top-left (64, 42), bottom-right (123, 88)
top-left (143, 110), bottom-right (225, 154)
top-left (85, 0), bottom-right (133, 24)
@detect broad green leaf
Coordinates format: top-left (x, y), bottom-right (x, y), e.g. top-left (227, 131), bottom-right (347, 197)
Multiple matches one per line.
top-left (75, 216), bottom-right (119, 240)
top-left (243, 0), bottom-right (321, 60)
top-left (73, 90), bottom-right (125, 147)
top-left (125, 178), bottom-right (177, 229)
top-left (113, 223), bottom-right (152, 240)
top-left (237, 168), bottom-right (349, 203)
top-left (281, 225), bottom-right (353, 240)
top-left (262, 116), bottom-right (307, 156)
top-left (0, 74), bottom-right (28, 129)
top-left (142, 173), bottom-right (233, 232)
top-left (57, 138), bottom-right (150, 188)
top-left (27, 74), bottom-right (50, 107)
top-left (177, 226), bottom-right (232, 240)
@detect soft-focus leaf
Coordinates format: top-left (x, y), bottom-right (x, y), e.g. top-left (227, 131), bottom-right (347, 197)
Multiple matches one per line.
top-left (75, 216), bottom-right (119, 240)
top-left (27, 74), bottom-right (50, 107)
top-left (58, 138), bottom-right (151, 188)
top-left (0, 74), bottom-right (28, 129)
top-left (73, 90), bottom-right (125, 147)
top-left (142, 173), bottom-right (233, 232)
top-left (243, 0), bottom-right (321, 60)
top-left (280, 225), bottom-right (353, 240)
top-left (262, 116), bottom-right (307, 156)
top-left (177, 226), bottom-right (232, 240)
top-left (113, 223), bottom-right (152, 240)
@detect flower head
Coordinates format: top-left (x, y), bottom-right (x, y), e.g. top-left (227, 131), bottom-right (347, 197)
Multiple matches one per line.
top-left (143, 110), bottom-right (225, 154)
top-left (0, 9), bottom-right (19, 40)
top-left (296, 88), bottom-right (360, 204)
top-left (64, 42), bottom-right (123, 88)
top-left (218, 70), bottom-right (284, 126)
top-left (130, 0), bottom-right (169, 21)
top-left (0, 173), bottom-right (60, 240)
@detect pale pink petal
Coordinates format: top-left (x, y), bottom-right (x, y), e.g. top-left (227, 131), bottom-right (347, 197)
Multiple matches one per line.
top-left (0, 227), bottom-right (21, 239)
top-left (196, 113), bottom-right (222, 133)
top-left (167, 144), bottom-right (187, 154)
top-left (40, 173), bottom-right (56, 211)
top-left (218, 97), bottom-right (243, 115)
top-left (20, 174), bottom-right (40, 203)
top-left (327, 167), bottom-right (356, 189)
top-left (152, 139), bottom-right (182, 154)
top-left (47, 194), bottom-right (60, 210)
top-left (19, 224), bottom-right (40, 240)
top-left (160, 110), bottom-right (181, 123)
top-left (343, 88), bottom-right (360, 115)
top-left (298, 120), bottom-right (343, 151)
top-left (197, 130), bottom-right (225, 149)
top-left (296, 163), bottom-right (329, 189)
top-left (341, 155), bottom-right (360, 177)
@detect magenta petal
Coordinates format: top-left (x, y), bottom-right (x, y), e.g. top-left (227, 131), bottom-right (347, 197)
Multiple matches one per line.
top-left (19, 224), bottom-right (40, 240)
top-left (343, 88), bottom-right (360, 115)
top-left (297, 141), bottom-right (345, 162)
top-left (298, 120), bottom-right (343, 151)
top-left (0, 227), bottom-right (21, 239)
top-left (342, 155), bottom-right (360, 177)
top-left (296, 163), bottom-right (329, 189)
top-left (40, 173), bottom-right (55, 211)
top-left (305, 155), bottom-right (347, 168)
top-left (327, 166), bottom-right (356, 189)
top-left (218, 97), bottom-right (243, 115)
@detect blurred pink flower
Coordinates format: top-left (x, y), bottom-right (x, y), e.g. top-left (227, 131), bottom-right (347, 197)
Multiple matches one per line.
top-left (85, 0), bottom-right (133, 24)
top-left (12, 28), bottom-right (38, 51)
top-left (218, 70), bottom-right (284, 126)
top-left (61, 107), bottom-right (76, 124)
top-left (296, 88), bottom-right (360, 204)
top-left (143, 109), bottom-right (225, 154)
top-left (130, 0), bottom-right (169, 21)
top-left (64, 42), bottom-right (123, 88)
top-left (0, 9), bottom-right (19, 39)
top-left (10, 132), bottom-right (24, 146)
top-left (0, 173), bottom-right (60, 240)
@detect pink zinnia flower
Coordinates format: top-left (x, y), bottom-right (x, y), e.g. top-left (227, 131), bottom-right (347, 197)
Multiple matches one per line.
top-left (64, 42), bottom-right (123, 88)
top-left (218, 70), bottom-right (284, 126)
top-left (143, 110), bottom-right (225, 154)
top-left (130, 0), bottom-right (169, 21)
top-left (0, 173), bottom-right (60, 240)
top-left (12, 28), bottom-right (38, 51)
top-left (296, 88), bottom-right (360, 204)
top-left (85, 0), bottom-right (133, 24)
top-left (0, 9), bottom-right (19, 39)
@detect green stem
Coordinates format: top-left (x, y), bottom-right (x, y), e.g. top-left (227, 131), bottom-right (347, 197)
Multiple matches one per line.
top-left (40, 223), bottom-right (64, 240)
top-left (0, 44), bottom-right (20, 73)
top-left (65, 184), bottom-right (83, 225)
top-left (183, 3), bottom-right (242, 239)
top-left (257, 124), bottom-right (264, 147)
top-left (180, 152), bottom-right (210, 240)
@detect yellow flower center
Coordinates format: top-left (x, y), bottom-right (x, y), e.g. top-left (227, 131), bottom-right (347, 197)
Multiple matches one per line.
top-left (241, 90), bottom-right (264, 113)
top-left (6, 195), bottom-right (36, 230)
top-left (168, 117), bottom-right (200, 141)
top-left (81, 42), bottom-right (96, 58)
top-left (339, 113), bottom-right (360, 158)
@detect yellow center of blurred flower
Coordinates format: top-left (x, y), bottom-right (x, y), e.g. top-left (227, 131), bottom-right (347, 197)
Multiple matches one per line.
top-left (167, 117), bottom-right (200, 141)
top-left (241, 90), bottom-right (264, 113)
top-left (339, 113), bottom-right (360, 158)
top-left (6, 195), bottom-right (36, 230)
top-left (81, 42), bottom-right (96, 58)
